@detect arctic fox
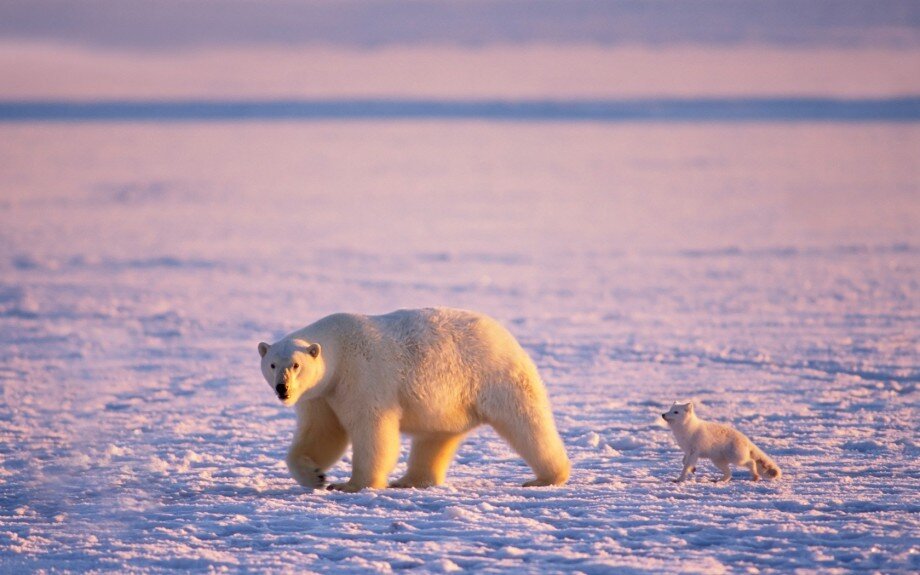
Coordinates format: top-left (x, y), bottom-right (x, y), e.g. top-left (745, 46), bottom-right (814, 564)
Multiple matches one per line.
top-left (662, 401), bottom-right (781, 482)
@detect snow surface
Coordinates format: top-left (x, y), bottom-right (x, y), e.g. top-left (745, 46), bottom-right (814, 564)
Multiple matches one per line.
top-left (0, 121), bottom-right (918, 573)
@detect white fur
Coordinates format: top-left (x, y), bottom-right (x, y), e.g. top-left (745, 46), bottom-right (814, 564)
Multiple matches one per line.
top-left (662, 401), bottom-right (781, 482)
top-left (258, 308), bottom-right (571, 491)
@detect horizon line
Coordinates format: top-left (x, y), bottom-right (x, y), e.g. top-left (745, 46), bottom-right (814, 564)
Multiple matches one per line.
top-left (1, 97), bottom-right (918, 123)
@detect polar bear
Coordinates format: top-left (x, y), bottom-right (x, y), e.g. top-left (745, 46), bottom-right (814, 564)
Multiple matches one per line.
top-left (257, 307), bottom-right (570, 492)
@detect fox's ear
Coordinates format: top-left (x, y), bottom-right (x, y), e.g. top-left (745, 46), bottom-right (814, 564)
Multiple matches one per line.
top-left (686, 402), bottom-right (694, 412)
top-left (258, 342), bottom-right (270, 358)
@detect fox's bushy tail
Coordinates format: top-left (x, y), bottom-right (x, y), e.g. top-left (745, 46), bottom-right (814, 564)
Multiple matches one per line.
top-left (751, 446), bottom-right (782, 480)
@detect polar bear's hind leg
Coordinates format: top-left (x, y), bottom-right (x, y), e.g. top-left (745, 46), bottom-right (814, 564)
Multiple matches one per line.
top-left (390, 432), bottom-right (466, 488)
top-left (484, 387), bottom-right (570, 487)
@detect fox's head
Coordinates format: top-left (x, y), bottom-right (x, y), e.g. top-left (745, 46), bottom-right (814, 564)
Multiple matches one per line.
top-left (661, 401), bottom-right (694, 425)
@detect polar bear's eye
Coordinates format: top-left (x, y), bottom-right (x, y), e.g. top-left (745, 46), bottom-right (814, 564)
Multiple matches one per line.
top-left (270, 363), bottom-right (276, 369)
top-left (673, 411), bottom-right (678, 414)
top-left (293, 363), bottom-right (299, 369)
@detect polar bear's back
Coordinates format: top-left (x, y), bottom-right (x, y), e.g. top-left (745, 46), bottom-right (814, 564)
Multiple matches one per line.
top-left (367, 308), bottom-right (542, 432)
top-left (371, 307), bottom-right (536, 377)
top-left (381, 305), bottom-right (527, 349)
top-left (298, 307), bottom-right (536, 380)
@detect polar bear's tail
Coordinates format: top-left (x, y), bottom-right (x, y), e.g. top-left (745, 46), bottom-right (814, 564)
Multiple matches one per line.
top-left (752, 446), bottom-right (781, 480)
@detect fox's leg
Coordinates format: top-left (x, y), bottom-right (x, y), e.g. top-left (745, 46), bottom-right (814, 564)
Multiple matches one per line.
top-left (744, 459), bottom-right (760, 481)
top-left (712, 459), bottom-right (732, 482)
top-left (674, 452), bottom-right (699, 482)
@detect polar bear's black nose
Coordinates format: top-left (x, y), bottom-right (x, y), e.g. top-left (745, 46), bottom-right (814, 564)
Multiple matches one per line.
top-left (276, 383), bottom-right (288, 397)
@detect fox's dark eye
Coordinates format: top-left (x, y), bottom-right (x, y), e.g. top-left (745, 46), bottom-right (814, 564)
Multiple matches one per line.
top-left (270, 363), bottom-right (275, 369)
top-left (673, 411), bottom-right (678, 414)
top-left (293, 363), bottom-right (299, 369)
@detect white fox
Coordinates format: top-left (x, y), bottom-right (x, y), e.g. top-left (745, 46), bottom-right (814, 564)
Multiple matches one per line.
top-left (662, 401), bottom-right (781, 482)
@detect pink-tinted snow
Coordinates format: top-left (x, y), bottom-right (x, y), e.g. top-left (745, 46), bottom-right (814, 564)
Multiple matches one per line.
top-left (1, 120), bottom-right (917, 572)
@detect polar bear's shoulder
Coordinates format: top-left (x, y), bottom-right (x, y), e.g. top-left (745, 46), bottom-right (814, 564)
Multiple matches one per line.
top-left (292, 308), bottom-right (503, 347)
top-left (371, 307), bottom-right (495, 333)
top-left (279, 312), bottom-right (364, 343)
top-left (374, 307), bottom-right (490, 323)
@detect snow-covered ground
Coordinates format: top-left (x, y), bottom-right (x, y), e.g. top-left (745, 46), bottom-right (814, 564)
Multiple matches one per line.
top-left (0, 121), bottom-right (917, 573)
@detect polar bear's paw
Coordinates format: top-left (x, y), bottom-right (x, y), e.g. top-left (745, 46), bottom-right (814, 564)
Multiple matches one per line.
top-left (389, 476), bottom-right (437, 489)
top-left (523, 478), bottom-right (559, 487)
top-left (327, 481), bottom-right (363, 493)
top-left (312, 470), bottom-right (326, 486)
top-left (286, 455), bottom-right (326, 489)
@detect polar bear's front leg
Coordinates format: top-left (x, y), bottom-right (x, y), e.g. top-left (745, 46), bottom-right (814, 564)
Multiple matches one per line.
top-left (287, 399), bottom-right (349, 489)
top-left (328, 411), bottom-right (401, 492)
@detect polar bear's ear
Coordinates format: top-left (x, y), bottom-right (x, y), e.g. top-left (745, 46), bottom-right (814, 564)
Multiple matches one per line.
top-left (307, 343), bottom-right (321, 358)
top-left (258, 342), bottom-right (270, 358)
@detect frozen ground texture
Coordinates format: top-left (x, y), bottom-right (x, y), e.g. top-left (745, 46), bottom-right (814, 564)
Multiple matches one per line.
top-left (0, 122), bottom-right (918, 573)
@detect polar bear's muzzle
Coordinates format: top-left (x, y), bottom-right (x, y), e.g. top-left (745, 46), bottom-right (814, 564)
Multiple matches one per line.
top-left (275, 383), bottom-right (290, 401)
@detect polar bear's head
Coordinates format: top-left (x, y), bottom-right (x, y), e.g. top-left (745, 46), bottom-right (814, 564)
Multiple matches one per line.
top-left (258, 338), bottom-right (325, 406)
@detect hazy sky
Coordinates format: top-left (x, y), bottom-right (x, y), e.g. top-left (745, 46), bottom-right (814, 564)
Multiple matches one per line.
top-left (1, 1), bottom-right (918, 100)
top-left (1, 0), bottom-right (918, 49)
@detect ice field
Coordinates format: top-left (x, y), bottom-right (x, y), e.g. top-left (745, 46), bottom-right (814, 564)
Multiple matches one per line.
top-left (0, 120), bottom-right (917, 572)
